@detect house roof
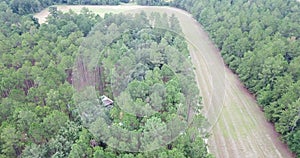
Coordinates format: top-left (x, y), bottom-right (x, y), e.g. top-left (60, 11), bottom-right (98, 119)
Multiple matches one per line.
top-left (101, 95), bottom-right (114, 106)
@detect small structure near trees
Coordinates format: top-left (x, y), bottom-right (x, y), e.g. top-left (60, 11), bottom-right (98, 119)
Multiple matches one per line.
top-left (100, 95), bottom-right (114, 107)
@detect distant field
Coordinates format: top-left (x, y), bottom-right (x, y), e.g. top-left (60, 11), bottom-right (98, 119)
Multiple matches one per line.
top-left (35, 5), bottom-right (294, 158)
top-left (34, 5), bottom-right (145, 24)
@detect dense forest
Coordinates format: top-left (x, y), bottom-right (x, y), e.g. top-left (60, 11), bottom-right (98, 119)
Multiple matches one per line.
top-left (1, 0), bottom-right (300, 157)
top-left (170, 0), bottom-right (300, 156)
top-left (74, 10), bottom-right (208, 154)
top-left (0, 1), bottom-right (212, 157)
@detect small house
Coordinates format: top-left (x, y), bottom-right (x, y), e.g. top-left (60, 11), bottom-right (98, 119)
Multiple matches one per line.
top-left (101, 95), bottom-right (114, 107)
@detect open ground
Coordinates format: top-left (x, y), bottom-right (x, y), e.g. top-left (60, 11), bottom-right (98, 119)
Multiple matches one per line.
top-left (35, 5), bottom-right (295, 158)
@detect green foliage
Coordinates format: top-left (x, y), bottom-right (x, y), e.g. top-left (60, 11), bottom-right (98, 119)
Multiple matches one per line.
top-left (286, 129), bottom-right (300, 156)
top-left (46, 121), bottom-right (81, 157)
top-left (79, 12), bottom-right (209, 156)
top-left (171, 0), bottom-right (300, 156)
top-left (22, 144), bottom-right (47, 158)
top-left (0, 125), bottom-right (23, 157)
top-left (0, 0), bottom-right (121, 15)
top-left (68, 129), bottom-right (93, 158)
top-left (0, 7), bottom-right (93, 157)
top-left (136, 0), bottom-right (168, 6)
top-left (0, 6), bottom-right (210, 157)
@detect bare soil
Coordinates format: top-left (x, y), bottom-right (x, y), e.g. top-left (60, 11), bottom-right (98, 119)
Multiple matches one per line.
top-left (34, 5), bottom-right (295, 158)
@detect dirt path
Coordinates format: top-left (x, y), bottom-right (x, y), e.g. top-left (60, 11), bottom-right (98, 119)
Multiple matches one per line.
top-left (34, 5), bottom-right (294, 158)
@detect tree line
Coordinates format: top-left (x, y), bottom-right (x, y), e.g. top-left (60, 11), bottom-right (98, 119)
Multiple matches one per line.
top-left (169, 0), bottom-right (300, 156)
top-left (0, 0), bottom-right (128, 15)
